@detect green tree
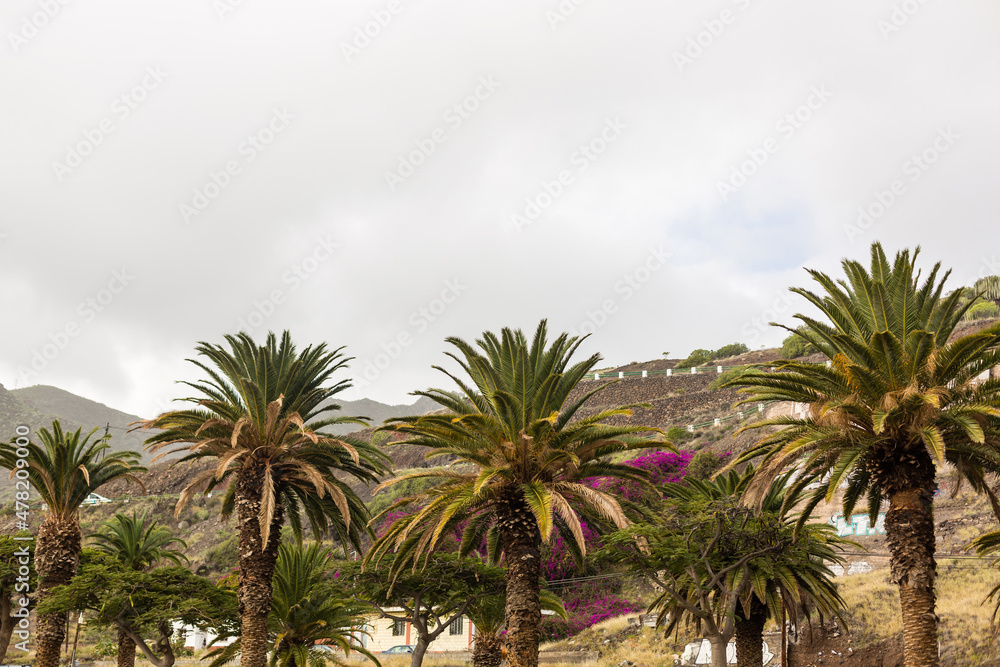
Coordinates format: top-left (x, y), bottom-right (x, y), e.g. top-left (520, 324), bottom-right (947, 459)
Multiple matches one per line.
top-left (208, 542), bottom-right (379, 667)
top-left (659, 467), bottom-right (850, 667)
top-left (725, 243), bottom-right (1000, 667)
top-left (780, 327), bottom-right (818, 358)
top-left (0, 533), bottom-right (36, 663)
top-left (344, 552), bottom-right (505, 667)
top-left (366, 321), bottom-right (665, 667)
top-left (601, 487), bottom-right (846, 667)
top-left (39, 552), bottom-right (237, 667)
top-left (0, 422), bottom-right (145, 667)
top-left (90, 512), bottom-right (188, 667)
top-left (138, 331), bottom-right (389, 667)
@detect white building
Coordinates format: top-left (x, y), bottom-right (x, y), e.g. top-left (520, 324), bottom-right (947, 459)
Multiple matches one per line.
top-left (360, 611), bottom-right (475, 653)
top-left (173, 623), bottom-right (237, 650)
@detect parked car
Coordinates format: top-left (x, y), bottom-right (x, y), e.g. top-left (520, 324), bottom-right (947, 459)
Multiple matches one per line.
top-left (382, 645), bottom-right (415, 654)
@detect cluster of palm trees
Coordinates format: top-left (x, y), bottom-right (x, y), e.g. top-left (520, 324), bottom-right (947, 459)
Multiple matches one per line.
top-left (7, 242), bottom-right (1000, 667)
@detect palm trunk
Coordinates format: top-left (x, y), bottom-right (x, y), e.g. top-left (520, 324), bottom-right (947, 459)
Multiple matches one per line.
top-left (0, 589), bottom-right (15, 663)
top-left (472, 632), bottom-right (503, 667)
top-left (498, 494), bottom-right (541, 667)
top-left (35, 514), bottom-right (82, 667)
top-left (236, 469), bottom-right (285, 667)
top-left (886, 484), bottom-right (939, 667)
top-left (117, 627), bottom-right (136, 667)
top-left (734, 598), bottom-right (767, 667)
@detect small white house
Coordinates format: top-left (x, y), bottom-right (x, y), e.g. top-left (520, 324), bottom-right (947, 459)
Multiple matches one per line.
top-left (361, 611), bottom-right (475, 653)
top-left (83, 493), bottom-right (113, 505)
top-left (173, 623), bottom-right (237, 650)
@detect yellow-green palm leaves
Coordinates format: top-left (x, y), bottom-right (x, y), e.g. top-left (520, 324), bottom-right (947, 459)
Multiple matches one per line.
top-left (728, 243), bottom-right (1000, 525)
top-left (138, 331), bottom-right (388, 549)
top-left (0, 421), bottom-right (145, 519)
top-left (367, 320), bottom-right (665, 575)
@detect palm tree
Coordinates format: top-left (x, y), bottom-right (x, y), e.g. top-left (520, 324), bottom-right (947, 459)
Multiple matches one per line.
top-left (137, 331), bottom-right (388, 667)
top-left (725, 243), bottom-right (1000, 667)
top-left (465, 590), bottom-right (566, 667)
top-left (365, 321), bottom-right (665, 667)
top-left (207, 542), bottom-right (379, 667)
top-left (661, 467), bottom-right (850, 667)
top-left (90, 512), bottom-right (188, 667)
top-left (0, 421), bottom-right (145, 667)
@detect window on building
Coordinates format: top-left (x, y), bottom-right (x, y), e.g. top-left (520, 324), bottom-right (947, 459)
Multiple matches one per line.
top-left (449, 617), bottom-right (464, 636)
top-left (392, 619), bottom-right (406, 636)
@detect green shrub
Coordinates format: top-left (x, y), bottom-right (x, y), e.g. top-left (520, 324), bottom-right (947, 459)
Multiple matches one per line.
top-left (709, 366), bottom-right (748, 391)
top-left (676, 343), bottom-right (749, 369)
top-left (713, 343), bottom-right (749, 359)
top-left (675, 348), bottom-right (714, 369)
top-left (781, 328), bottom-right (818, 358)
top-left (686, 450), bottom-right (731, 481)
top-left (206, 534), bottom-right (239, 571)
top-left (964, 300), bottom-right (1000, 321)
top-left (666, 427), bottom-right (694, 444)
top-left (93, 637), bottom-right (117, 658)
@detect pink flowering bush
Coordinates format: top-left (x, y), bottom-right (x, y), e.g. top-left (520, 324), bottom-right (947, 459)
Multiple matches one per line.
top-left (539, 581), bottom-right (644, 640)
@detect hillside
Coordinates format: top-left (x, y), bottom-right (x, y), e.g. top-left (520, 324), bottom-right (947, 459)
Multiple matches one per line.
top-left (11, 384), bottom-right (152, 460)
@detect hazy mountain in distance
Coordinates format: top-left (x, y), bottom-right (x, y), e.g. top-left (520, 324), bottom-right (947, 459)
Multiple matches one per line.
top-left (10, 384), bottom-right (152, 461)
top-left (322, 395), bottom-right (440, 434)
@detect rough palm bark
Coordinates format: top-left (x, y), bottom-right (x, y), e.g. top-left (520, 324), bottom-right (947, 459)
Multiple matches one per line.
top-left (498, 495), bottom-right (541, 667)
top-left (0, 591), bottom-right (14, 662)
top-left (236, 470), bottom-right (285, 667)
top-left (885, 480), bottom-right (939, 665)
top-left (117, 628), bottom-right (136, 667)
top-left (734, 598), bottom-right (767, 667)
top-left (472, 633), bottom-right (503, 667)
top-left (35, 515), bottom-right (82, 667)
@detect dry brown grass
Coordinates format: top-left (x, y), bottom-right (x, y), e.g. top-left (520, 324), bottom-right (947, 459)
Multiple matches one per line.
top-left (834, 559), bottom-right (1000, 666)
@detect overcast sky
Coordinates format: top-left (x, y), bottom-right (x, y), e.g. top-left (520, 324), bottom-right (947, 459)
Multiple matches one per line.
top-left (2, 0), bottom-right (999, 420)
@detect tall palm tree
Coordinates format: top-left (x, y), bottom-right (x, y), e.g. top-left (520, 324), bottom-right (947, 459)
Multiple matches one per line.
top-left (207, 542), bottom-right (379, 667)
top-left (90, 512), bottom-right (188, 667)
top-left (725, 243), bottom-right (1000, 667)
top-left (365, 321), bottom-right (665, 667)
top-left (137, 331), bottom-right (388, 667)
top-left (0, 421), bottom-right (145, 667)
top-left (661, 467), bottom-right (850, 667)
